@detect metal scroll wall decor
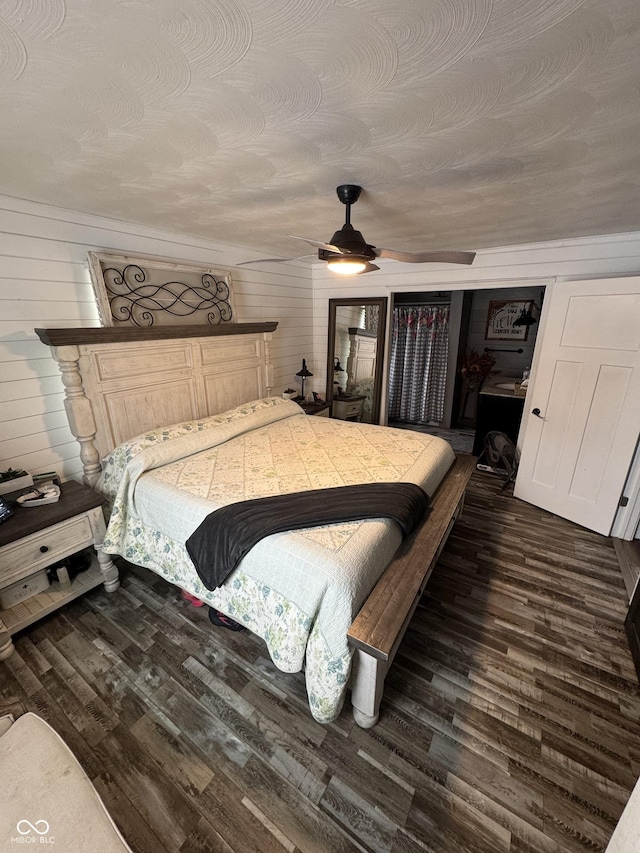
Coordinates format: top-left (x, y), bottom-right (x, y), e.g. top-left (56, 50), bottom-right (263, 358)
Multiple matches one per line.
top-left (87, 252), bottom-right (235, 327)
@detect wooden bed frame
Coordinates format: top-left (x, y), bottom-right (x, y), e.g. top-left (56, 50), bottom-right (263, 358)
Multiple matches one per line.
top-left (35, 323), bottom-right (474, 728)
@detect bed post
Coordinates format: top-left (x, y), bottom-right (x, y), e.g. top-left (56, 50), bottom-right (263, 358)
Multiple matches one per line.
top-left (92, 508), bottom-right (121, 593)
top-left (50, 344), bottom-right (120, 594)
top-left (350, 650), bottom-right (387, 728)
top-left (52, 344), bottom-right (102, 488)
top-left (346, 331), bottom-right (357, 388)
top-left (264, 332), bottom-right (274, 396)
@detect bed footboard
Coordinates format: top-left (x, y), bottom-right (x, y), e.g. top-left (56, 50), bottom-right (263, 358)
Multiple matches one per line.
top-left (348, 454), bottom-right (475, 728)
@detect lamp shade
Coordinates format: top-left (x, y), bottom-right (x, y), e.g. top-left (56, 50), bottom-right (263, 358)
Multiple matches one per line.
top-left (513, 308), bottom-right (536, 327)
top-left (296, 358), bottom-right (313, 379)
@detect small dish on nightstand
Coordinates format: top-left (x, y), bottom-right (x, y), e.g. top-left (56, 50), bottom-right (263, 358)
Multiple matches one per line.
top-left (16, 484), bottom-right (61, 506)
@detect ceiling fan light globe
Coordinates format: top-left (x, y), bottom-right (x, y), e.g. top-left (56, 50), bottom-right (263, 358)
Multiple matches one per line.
top-left (327, 257), bottom-right (368, 275)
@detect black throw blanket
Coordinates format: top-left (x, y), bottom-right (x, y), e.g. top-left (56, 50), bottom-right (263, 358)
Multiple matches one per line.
top-left (186, 482), bottom-right (429, 590)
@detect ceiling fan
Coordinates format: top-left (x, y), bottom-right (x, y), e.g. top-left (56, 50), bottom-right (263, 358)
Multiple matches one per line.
top-left (238, 185), bottom-right (476, 275)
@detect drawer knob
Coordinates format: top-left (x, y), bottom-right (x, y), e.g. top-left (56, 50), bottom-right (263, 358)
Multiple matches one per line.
top-left (39, 545), bottom-right (49, 553)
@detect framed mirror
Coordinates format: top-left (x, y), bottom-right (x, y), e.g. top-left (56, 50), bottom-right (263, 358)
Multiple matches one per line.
top-left (326, 297), bottom-right (388, 424)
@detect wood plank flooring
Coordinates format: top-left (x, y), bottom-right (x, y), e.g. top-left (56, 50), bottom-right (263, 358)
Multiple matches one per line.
top-left (2, 471), bottom-right (639, 853)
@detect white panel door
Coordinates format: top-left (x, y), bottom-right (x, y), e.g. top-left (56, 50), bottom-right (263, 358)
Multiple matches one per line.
top-left (514, 278), bottom-right (640, 535)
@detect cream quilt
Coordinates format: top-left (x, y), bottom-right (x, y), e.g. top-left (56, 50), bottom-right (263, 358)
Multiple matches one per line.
top-left (97, 397), bottom-right (454, 723)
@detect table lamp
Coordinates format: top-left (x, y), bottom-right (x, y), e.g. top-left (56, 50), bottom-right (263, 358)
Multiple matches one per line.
top-left (296, 359), bottom-right (313, 400)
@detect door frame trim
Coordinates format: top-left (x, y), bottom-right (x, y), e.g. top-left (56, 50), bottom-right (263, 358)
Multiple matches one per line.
top-left (612, 439), bottom-right (640, 540)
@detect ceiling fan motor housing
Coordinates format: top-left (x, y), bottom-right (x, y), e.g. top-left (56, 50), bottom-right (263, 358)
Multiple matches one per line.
top-left (319, 223), bottom-right (376, 261)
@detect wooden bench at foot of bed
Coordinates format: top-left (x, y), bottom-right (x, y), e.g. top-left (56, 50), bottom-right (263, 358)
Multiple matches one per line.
top-left (347, 454), bottom-right (475, 728)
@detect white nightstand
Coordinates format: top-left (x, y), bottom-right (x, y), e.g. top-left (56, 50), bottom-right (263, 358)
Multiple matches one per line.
top-left (0, 480), bottom-right (120, 660)
top-left (332, 395), bottom-right (365, 422)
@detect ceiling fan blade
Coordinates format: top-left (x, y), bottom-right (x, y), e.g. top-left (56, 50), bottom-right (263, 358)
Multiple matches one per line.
top-left (236, 255), bottom-right (315, 266)
top-left (374, 248), bottom-right (476, 265)
top-left (289, 236), bottom-right (351, 254)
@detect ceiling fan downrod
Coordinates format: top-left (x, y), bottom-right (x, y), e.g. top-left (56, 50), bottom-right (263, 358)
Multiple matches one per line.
top-left (336, 184), bottom-right (361, 227)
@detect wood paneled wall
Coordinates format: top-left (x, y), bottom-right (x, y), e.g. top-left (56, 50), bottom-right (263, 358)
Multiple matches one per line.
top-left (0, 195), bottom-right (313, 481)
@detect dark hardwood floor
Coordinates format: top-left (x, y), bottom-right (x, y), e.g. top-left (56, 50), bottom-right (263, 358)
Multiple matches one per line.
top-left (2, 471), bottom-right (639, 853)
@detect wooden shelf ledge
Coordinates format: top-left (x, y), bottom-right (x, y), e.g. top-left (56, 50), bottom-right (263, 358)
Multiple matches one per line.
top-left (35, 322), bottom-right (278, 347)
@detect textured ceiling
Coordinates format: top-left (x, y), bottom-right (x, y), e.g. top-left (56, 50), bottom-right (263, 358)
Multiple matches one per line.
top-left (2, 0), bottom-right (640, 259)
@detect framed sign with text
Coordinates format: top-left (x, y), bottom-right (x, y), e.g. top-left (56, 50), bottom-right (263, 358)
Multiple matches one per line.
top-left (485, 300), bottom-right (529, 341)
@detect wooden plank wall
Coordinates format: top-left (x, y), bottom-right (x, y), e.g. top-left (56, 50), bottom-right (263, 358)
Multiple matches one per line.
top-left (0, 194), bottom-right (313, 482)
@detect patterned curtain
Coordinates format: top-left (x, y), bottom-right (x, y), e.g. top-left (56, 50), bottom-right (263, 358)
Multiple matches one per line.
top-left (388, 305), bottom-right (450, 424)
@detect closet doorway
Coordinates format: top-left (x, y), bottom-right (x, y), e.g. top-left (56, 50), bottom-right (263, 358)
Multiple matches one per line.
top-left (388, 293), bottom-right (457, 427)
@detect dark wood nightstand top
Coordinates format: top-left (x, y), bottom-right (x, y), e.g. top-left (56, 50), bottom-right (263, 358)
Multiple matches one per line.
top-left (299, 401), bottom-right (331, 416)
top-left (0, 481), bottom-right (105, 547)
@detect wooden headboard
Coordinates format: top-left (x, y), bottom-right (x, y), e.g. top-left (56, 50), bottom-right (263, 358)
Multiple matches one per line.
top-left (36, 323), bottom-right (277, 486)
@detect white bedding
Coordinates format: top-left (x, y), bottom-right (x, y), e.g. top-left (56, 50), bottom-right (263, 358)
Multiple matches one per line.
top-left (97, 397), bottom-right (454, 722)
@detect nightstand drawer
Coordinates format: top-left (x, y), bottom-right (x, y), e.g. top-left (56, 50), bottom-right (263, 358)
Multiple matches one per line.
top-left (342, 401), bottom-right (362, 417)
top-left (0, 514), bottom-right (95, 587)
top-left (333, 397), bottom-right (365, 420)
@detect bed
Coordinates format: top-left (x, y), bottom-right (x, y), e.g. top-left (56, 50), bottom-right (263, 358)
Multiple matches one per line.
top-left (36, 323), bottom-right (474, 728)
